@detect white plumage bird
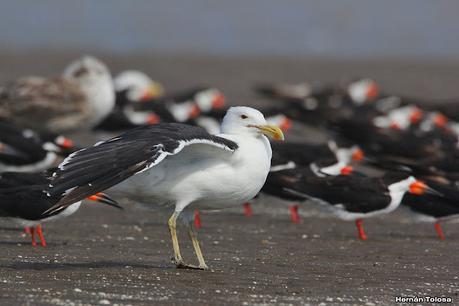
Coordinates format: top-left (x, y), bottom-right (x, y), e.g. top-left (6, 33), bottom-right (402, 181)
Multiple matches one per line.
top-left (45, 106), bottom-right (284, 269)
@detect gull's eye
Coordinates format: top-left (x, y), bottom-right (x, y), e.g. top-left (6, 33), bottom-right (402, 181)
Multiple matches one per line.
top-left (240, 115), bottom-right (248, 119)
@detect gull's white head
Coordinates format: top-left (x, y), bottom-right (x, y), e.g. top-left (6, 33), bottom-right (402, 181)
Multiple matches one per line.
top-left (63, 55), bottom-right (115, 126)
top-left (114, 70), bottom-right (164, 102)
top-left (221, 106), bottom-right (284, 140)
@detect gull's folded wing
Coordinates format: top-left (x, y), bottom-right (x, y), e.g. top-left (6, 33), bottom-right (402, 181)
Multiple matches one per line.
top-left (45, 123), bottom-right (238, 212)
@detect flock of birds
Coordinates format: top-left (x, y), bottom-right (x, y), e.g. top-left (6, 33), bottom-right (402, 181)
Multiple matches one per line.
top-left (0, 55), bottom-right (458, 269)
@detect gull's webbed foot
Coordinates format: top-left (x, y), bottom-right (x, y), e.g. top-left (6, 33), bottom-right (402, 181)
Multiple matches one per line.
top-left (175, 261), bottom-right (209, 270)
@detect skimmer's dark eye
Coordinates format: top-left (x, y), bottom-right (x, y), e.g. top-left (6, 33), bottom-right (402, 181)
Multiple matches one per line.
top-left (240, 115), bottom-right (248, 119)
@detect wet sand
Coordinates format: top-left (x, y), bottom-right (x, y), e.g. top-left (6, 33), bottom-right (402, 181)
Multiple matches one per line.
top-left (0, 52), bottom-right (458, 305)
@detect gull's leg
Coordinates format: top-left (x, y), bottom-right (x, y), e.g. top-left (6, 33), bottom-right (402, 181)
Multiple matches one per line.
top-left (168, 210), bottom-right (209, 270)
top-left (168, 211), bottom-right (185, 266)
top-left (187, 221), bottom-right (209, 270)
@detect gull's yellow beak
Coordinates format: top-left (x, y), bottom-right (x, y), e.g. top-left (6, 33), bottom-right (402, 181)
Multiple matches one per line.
top-left (256, 124), bottom-right (285, 141)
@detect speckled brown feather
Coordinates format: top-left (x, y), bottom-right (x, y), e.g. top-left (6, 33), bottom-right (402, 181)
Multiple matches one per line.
top-left (0, 76), bottom-right (88, 131)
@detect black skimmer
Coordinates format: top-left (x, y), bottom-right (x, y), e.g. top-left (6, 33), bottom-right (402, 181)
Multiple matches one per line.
top-left (372, 105), bottom-right (424, 131)
top-left (271, 140), bottom-right (363, 168)
top-left (262, 159), bottom-right (354, 223)
top-left (191, 88), bottom-right (225, 114)
top-left (328, 115), bottom-right (448, 161)
top-left (114, 87), bottom-right (226, 135)
top-left (162, 87), bottom-right (225, 114)
top-left (0, 121), bottom-right (76, 172)
top-left (114, 70), bottom-right (164, 103)
top-left (358, 108), bottom-right (459, 180)
top-left (422, 153), bottom-right (459, 180)
top-left (346, 78), bottom-right (380, 106)
top-left (366, 148), bottom-right (459, 184)
top-left (0, 56), bottom-right (114, 132)
top-left (282, 169), bottom-right (436, 240)
top-left (372, 94), bottom-right (459, 123)
top-left (402, 179), bottom-right (459, 240)
top-left (130, 96), bottom-right (198, 124)
top-left (0, 172), bottom-right (121, 247)
top-left (134, 87), bottom-right (225, 121)
top-left (241, 140), bottom-right (363, 221)
top-left (44, 107), bottom-right (284, 270)
top-left (371, 105), bottom-right (454, 148)
top-left (254, 78), bottom-right (379, 107)
top-left (95, 71), bottom-right (164, 131)
top-left (265, 114), bottom-right (293, 133)
top-left (424, 101), bottom-right (459, 122)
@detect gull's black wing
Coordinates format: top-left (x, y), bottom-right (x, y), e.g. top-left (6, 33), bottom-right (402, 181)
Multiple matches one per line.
top-left (45, 123), bottom-right (238, 212)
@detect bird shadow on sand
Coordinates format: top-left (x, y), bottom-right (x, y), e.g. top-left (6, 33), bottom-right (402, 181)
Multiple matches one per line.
top-left (1, 260), bottom-right (173, 271)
